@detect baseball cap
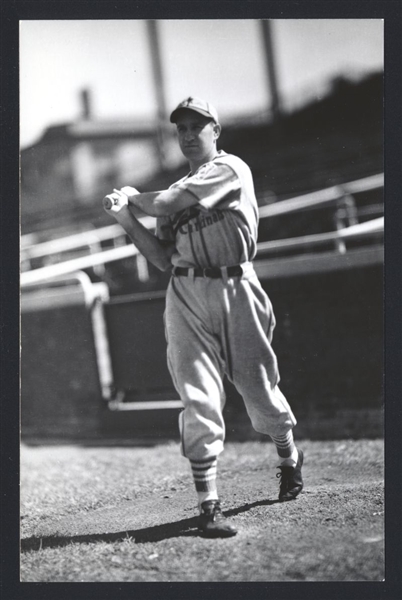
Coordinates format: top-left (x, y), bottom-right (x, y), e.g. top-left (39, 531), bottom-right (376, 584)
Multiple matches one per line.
top-left (170, 96), bottom-right (219, 124)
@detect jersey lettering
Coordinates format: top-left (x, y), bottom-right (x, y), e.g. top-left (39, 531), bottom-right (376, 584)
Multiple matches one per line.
top-left (156, 151), bottom-right (259, 267)
top-left (179, 209), bottom-right (225, 235)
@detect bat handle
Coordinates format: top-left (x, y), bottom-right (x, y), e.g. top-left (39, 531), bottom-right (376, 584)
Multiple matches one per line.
top-left (103, 195), bottom-right (115, 210)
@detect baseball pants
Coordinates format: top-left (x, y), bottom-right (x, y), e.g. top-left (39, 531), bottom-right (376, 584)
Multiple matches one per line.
top-left (164, 262), bottom-right (297, 461)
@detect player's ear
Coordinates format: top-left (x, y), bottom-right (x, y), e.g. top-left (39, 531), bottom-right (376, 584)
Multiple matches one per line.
top-left (213, 122), bottom-right (221, 140)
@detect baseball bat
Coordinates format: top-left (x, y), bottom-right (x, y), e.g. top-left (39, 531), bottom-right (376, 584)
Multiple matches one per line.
top-left (103, 193), bottom-right (136, 210)
top-left (103, 194), bottom-right (116, 210)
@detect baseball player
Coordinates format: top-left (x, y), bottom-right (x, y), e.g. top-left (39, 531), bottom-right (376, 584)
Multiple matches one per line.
top-left (104, 97), bottom-right (303, 538)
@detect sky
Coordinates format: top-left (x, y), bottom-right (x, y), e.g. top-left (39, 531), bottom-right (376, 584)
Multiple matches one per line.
top-left (20, 19), bottom-right (384, 149)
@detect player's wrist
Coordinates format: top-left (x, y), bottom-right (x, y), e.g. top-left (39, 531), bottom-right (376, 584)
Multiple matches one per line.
top-left (111, 205), bottom-right (131, 223)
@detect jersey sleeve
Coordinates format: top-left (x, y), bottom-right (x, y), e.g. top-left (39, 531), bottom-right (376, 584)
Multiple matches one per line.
top-left (174, 161), bottom-right (241, 210)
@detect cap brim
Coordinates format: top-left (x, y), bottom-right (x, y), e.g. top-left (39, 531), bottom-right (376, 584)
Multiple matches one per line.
top-left (170, 106), bottom-right (216, 123)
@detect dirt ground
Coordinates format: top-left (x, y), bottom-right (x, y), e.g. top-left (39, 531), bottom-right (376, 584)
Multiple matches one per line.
top-left (20, 439), bottom-right (384, 582)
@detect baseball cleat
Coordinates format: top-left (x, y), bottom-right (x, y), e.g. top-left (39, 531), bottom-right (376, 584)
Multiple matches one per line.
top-left (198, 500), bottom-right (238, 538)
top-left (277, 448), bottom-right (304, 502)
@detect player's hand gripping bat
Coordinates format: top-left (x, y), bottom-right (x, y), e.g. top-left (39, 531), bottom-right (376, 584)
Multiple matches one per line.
top-left (103, 187), bottom-right (139, 212)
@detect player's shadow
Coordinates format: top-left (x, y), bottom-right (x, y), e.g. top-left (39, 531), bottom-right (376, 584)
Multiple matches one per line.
top-left (21, 498), bottom-right (278, 552)
top-left (224, 497), bottom-right (279, 518)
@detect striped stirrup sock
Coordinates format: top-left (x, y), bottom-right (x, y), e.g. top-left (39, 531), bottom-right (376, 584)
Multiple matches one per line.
top-left (190, 457), bottom-right (218, 493)
top-left (271, 431), bottom-right (298, 466)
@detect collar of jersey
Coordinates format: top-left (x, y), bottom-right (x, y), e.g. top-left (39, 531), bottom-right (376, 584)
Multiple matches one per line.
top-left (187, 150), bottom-right (227, 178)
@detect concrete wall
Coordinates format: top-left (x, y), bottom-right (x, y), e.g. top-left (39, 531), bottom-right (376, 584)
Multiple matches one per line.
top-left (21, 296), bottom-right (104, 440)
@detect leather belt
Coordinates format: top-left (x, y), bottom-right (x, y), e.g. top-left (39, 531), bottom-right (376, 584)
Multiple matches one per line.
top-left (173, 265), bottom-right (243, 278)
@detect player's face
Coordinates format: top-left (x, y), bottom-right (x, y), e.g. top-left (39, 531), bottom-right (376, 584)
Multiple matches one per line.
top-left (175, 111), bottom-right (220, 166)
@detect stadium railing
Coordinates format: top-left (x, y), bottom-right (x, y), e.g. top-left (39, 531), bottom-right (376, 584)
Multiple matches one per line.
top-left (20, 173), bottom-right (383, 287)
top-left (20, 173), bottom-right (384, 415)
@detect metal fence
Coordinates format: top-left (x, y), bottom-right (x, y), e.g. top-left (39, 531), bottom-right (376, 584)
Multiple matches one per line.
top-left (21, 173), bottom-right (384, 286)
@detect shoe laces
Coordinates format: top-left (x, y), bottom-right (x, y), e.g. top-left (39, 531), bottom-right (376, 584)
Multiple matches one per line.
top-left (276, 466), bottom-right (293, 490)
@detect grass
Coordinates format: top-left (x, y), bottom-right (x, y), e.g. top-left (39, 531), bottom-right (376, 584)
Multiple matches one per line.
top-left (20, 439), bottom-right (384, 582)
top-left (20, 443), bottom-right (189, 530)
